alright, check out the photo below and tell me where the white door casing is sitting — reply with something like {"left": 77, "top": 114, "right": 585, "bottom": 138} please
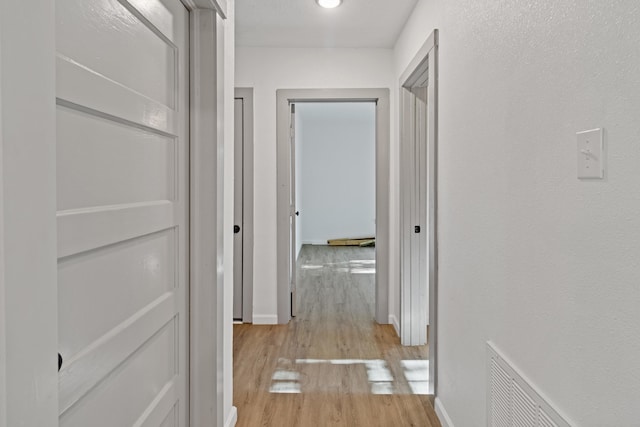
{"left": 276, "top": 89, "right": 391, "bottom": 325}
{"left": 0, "top": 1, "right": 59, "bottom": 426}
{"left": 55, "top": 0, "right": 189, "bottom": 425}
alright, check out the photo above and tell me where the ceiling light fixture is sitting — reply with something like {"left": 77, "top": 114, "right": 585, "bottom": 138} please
{"left": 316, "top": 0, "right": 342, "bottom": 9}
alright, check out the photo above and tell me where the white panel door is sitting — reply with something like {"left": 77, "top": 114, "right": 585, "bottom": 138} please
{"left": 400, "top": 86, "right": 429, "bottom": 346}
{"left": 233, "top": 98, "right": 243, "bottom": 320}
{"left": 55, "top": 0, "right": 189, "bottom": 426}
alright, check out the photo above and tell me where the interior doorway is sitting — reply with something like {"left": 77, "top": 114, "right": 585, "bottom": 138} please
{"left": 291, "top": 102, "right": 377, "bottom": 317}
{"left": 399, "top": 30, "right": 439, "bottom": 394}
{"left": 233, "top": 88, "right": 254, "bottom": 323}
{"left": 276, "top": 89, "right": 391, "bottom": 326}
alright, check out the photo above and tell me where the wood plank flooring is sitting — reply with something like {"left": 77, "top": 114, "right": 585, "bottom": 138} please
{"left": 234, "top": 245, "right": 440, "bottom": 427}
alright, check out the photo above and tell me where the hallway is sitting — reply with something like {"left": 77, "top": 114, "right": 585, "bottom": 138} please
{"left": 233, "top": 245, "right": 440, "bottom": 426}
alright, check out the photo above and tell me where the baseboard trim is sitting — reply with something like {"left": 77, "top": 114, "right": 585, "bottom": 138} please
{"left": 435, "top": 397, "right": 454, "bottom": 427}
{"left": 302, "top": 240, "right": 329, "bottom": 245}
{"left": 252, "top": 314, "right": 278, "bottom": 325}
{"left": 224, "top": 406, "right": 238, "bottom": 427}
{"left": 389, "top": 314, "right": 400, "bottom": 336}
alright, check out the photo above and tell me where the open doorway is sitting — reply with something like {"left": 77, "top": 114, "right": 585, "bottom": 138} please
{"left": 292, "top": 102, "right": 377, "bottom": 319}
{"left": 276, "top": 89, "right": 390, "bottom": 326}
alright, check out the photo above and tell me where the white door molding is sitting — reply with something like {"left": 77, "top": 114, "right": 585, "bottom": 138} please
{"left": 183, "top": 0, "right": 228, "bottom": 18}
{"left": 399, "top": 29, "right": 439, "bottom": 394}
{"left": 185, "top": 3, "right": 229, "bottom": 427}
{"left": 275, "top": 89, "right": 391, "bottom": 325}
{"left": 0, "top": 1, "right": 58, "bottom": 426}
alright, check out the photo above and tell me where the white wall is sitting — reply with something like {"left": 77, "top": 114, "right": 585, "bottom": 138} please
{"left": 297, "top": 102, "right": 376, "bottom": 245}
{"left": 394, "top": 1, "right": 640, "bottom": 425}
{"left": 235, "top": 47, "right": 395, "bottom": 324}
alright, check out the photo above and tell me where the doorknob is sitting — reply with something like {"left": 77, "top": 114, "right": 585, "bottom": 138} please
{"left": 295, "top": 211, "right": 300, "bottom": 216}
{"left": 234, "top": 225, "right": 241, "bottom": 234}
{"left": 58, "top": 353, "right": 63, "bottom": 372}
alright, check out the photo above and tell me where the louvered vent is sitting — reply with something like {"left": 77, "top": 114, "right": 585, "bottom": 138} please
{"left": 487, "top": 342, "right": 572, "bottom": 427}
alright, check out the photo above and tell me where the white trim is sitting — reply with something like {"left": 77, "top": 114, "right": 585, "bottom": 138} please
{"left": 252, "top": 315, "right": 279, "bottom": 325}
{"left": 389, "top": 315, "right": 400, "bottom": 336}
{"left": 224, "top": 406, "right": 238, "bottom": 427}
{"left": 399, "top": 31, "right": 438, "bottom": 88}
{"left": 302, "top": 239, "right": 333, "bottom": 245}
{"left": 182, "top": 0, "right": 228, "bottom": 18}
{"left": 0, "top": 20, "right": 6, "bottom": 426}
{"left": 0, "top": 1, "right": 58, "bottom": 425}
{"left": 0, "top": 18, "right": 5, "bottom": 426}
{"left": 189, "top": 6, "right": 228, "bottom": 427}
{"left": 435, "top": 397, "right": 454, "bottom": 427}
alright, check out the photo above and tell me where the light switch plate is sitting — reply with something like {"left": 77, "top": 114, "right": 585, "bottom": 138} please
{"left": 577, "top": 128, "right": 604, "bottom": 179}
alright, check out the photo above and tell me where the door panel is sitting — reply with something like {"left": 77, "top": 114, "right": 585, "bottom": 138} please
{"left": 55, "top": 0, "right": 189, "bottom": 425}
{"left": 400, "top": 86, "right": 429, "bottom": 346}
{"left": 59, "top": 321, "right": 176, "bottom": 427}
{"left": 57, "top": 107, "right": 175, "bottom": 210}
{"left": 233, "top": 98, "right": 244, "bottom": 320}
{"left": 58, "top": 230, "right": 176, "bottom": 358}
{"left": 56, "top": 0, "right": 178, "bottom": 107}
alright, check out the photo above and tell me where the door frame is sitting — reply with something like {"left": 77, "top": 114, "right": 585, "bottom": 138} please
{"left": 0, "top": 1, "right": 229, "bottom": 426}
{"left": 399, "top": 30, "right": 439, "bottom": 393}
{"left": 234, "top": 88, "right": 254, "bottom": 323}
{"left": 276, "top": 89, "right": 391, "bottom": 325}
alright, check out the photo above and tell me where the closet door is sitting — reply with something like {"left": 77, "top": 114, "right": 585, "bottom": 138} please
{"left": 400, "top": 86, "right": 429, "bottom": 346}
{"left": 55, "top": 0, "right": 189, "bottom": 425}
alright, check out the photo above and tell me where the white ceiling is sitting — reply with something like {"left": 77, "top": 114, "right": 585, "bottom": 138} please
{"left": 235, "top": 0, "right": 419, "bottom": 48}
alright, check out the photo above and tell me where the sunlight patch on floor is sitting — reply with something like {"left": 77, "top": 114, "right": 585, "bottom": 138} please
{"left": 270, "top": 358, "right": 428, "bottom": 396}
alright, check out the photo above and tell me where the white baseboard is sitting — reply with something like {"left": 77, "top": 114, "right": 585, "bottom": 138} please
{"left": 435, "top": 397, "right": 454, "bottom": 427}
{"left": 224, "top": 406, "right": 238, "bottom": 427}
{"left": 252, "top": 314, "right": 278, "bottom": 325}
{"left": 389, "top": 314, "right": 400, "bottom": 336}
{"left": 302, "top": 240, "right": 329, "bottom": 245}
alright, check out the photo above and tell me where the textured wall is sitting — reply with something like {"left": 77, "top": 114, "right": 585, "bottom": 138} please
{"left": 395, "top": 0, "right": 640, "bottom": 425}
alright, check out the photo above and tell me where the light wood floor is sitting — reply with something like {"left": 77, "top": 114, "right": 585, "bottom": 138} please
{"left": 234, "top": 245, "right": 440, "bottom": 427}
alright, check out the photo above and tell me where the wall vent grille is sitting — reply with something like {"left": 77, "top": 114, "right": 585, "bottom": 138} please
{"left": 487, "top": 342, "right": 572, "bottom": 427}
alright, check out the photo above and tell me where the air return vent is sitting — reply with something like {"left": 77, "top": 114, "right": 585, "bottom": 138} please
{"left": 487, "top": 342, "right": 572, "bottom": 427}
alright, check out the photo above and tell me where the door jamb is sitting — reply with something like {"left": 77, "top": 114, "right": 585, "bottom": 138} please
{"left": 399, "top": 29, "right": 439, "bottom": 394}
{"left": 183, "top": 2, "right": 230, "bottom": 426}
{"left": 234, "top": 87, "right": 254, "bottom": 323}
{"left": 276, "top": 88, "right": 391, "bottom": 325}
